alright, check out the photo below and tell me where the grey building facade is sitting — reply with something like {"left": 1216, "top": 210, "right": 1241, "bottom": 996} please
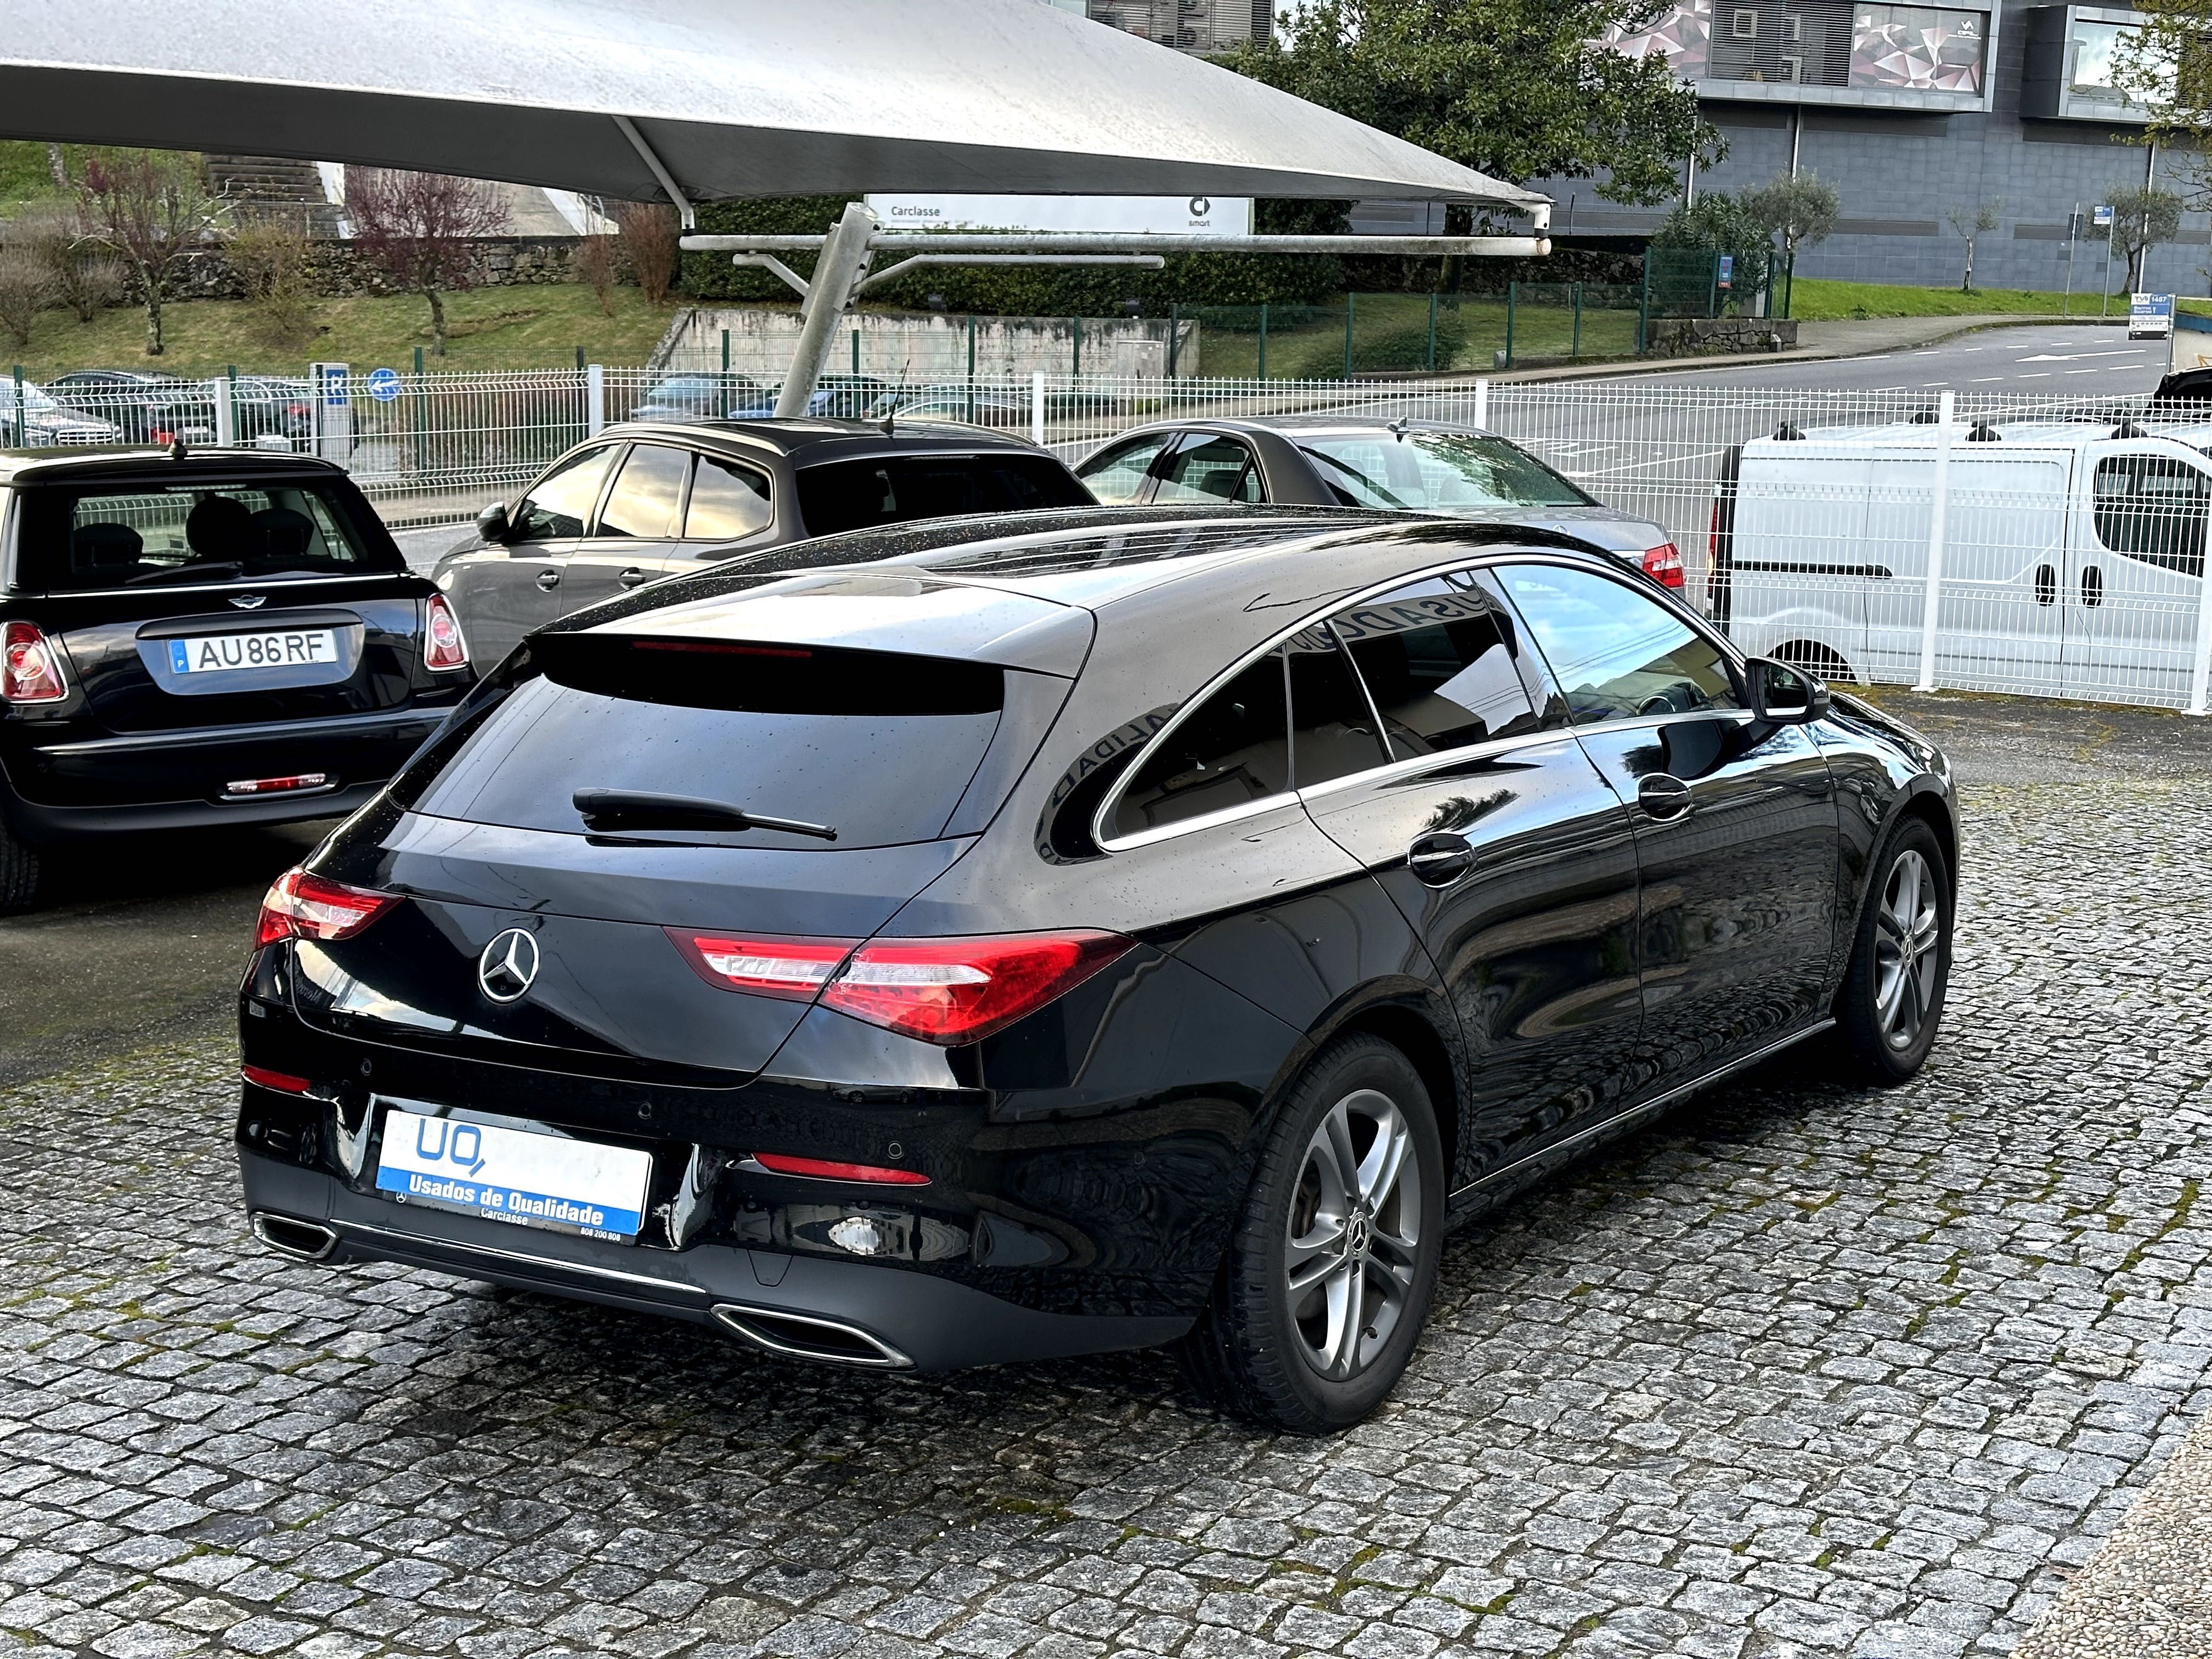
{"left": 1528, "top": 0, "right": 2199, "bottom": 294}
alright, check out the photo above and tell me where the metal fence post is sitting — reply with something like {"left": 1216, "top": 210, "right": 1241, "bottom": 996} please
{"left": 216, "top": 366, "right": 236, "bottom": 447}
{"left": 2188, "top": 552, "right": 2212, "bottom": 715}
{"left": 1505, "top": 284, "right": 1516, "bottom": 369}
{"left": 1638, "top": 257, "right": 1651, "bottom": 354}
{"left": 9, "top": 365, "right": 21, "bottom": 447}
{"left": 1473, "top": 377, "right": 1489, "bottom": 433}
{"left": 1572, "top": 286, "right": 1583, "bottom": 360}
{"left": 852, "top": 328, "right": 861, "bottom": 375}
{"left": 1344, "top": 294, "right": 1356, "bottom": 380}
{"left": 411, "top": 346, "right": 427, "bottom": 474}
{"left": 1071, "top": 318, "right": 1081, "bottom": 378}
{"left": 1914, "top": 390, "right": 1957, "bottom": 693}
{"left": 1168, "top": 303, "right": 1181, "bottom": 378}
{"left": 1257, "top": 303, "right": 1268, "bottom": 381}
{"left": 966, "top": 315, "right": 978, "bottom": 423}
{"left": 1426, "top": 294, "right": 1438, "bottom": 373}
{"left": 586, "top": 362, "right": 606, "bottom": 437}
{"left": 720, "top": 329, "right": 731, "bottom": 418}
{"left": 1030, "top": 371, "right": 1045, "bottom": 445}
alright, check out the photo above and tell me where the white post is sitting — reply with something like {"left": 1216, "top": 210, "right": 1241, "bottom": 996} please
{"left": 586, "top": 363, "right": 606, "bottom": 437}
{"left": 1914, "top": 390, "right": 1956, "bottom": 693}
{"left": 1031, "top": 371, "right": 1046, "bottom": 447}
{"left": 1473, "top": 377, "right": 1490, "bottom": 432}
{"left": 2188, "top": 556, "right": 2212, "bottom": 715}
{"left": 214, "top": 371, "right": 236, "bottom": 447}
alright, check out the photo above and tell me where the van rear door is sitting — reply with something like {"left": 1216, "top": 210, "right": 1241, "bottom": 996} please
{"left": 2070, "top": 440, "right": 2208, "bottom": 706}
{"left": 1728, "top": 439, "right": 1875, "bottom": 674}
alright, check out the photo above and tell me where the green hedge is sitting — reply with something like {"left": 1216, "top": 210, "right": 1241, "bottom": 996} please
{"left": 677, "top": 195, "right": 1348, "bottom": 313}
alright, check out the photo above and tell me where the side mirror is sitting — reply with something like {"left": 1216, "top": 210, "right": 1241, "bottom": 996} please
{"left": 475, "top": 501, "right": 511, "bottom": 543}
{"left": 1746, "top": 656, "right": 1830, "bottom": 724}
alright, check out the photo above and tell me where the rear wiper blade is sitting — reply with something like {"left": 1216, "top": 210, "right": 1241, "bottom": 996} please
{"left": 572, "top": 788, "right": 837, "bottom": 841}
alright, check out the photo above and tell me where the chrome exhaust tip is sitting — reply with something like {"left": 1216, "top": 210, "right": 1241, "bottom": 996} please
{"left": 250, "top": 1212, "right": 340, "bottom": 1262}
{"left": 711, "top": 1302, "right": 912, "bottom": 1369}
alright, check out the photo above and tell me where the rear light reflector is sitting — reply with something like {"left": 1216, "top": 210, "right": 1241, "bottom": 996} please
{"left": 225, "top": 772, "right": 329, "bottom": 797}
{"left": 2, "top": 621, "right": 67, "bottom": 703}
{"left": 749, "top": 1152, "right": 929, "bottom": 1186}
{"left": 256, "top": 867, "right": 399, "bottom": 947}
{"left": 821, "top": 932, "right": 1135, "bottom": 1046}
{"left": 666, "top": 931, "right": 857, "bottom": 1000}
{"left": 241, "top": 1064, "right": 313, "bottom": 1095}
{"left": 1640, "top": 542, "right": 1685, "bottom": 589}
{"left": 424, "top": 592, "right": 470, "bottom": 671}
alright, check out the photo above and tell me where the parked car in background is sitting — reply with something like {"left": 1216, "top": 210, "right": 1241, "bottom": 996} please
{"left": 1076, "top": 416, "right": 1688, "bottom": 590}
{"left": 628, "top": 373, "right": 773, "bottom": 423}
{"left": 224, "top": 377, "right": 315, "bottom": 448}
{"left": 3, "top": 385, "right": 122, "bottom": 448}
{"left": 0, "top": 445, "right": 475, "bottom": 911}
{"left": 238, "top": 505, "right": 1956, "bottom": 1431}
{"left": 868, "top": 388, "right": 1032, "bottom": 428}
{"left": 727, "top": 375, "right": 890, "bottom": 420}
{"left": 435, "top": 418, "right": 1097, "bottom": 663}
{"left": 46, "top": 371, "right": 218, "bottom": 445}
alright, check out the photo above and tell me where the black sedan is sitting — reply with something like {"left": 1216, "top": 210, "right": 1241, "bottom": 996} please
{"left": 236, "top": 505, "right": 1955, "bottom": 1431}
{"left": 0, "top": 447, "right": 475, "bottom": 911}
{"left": 44, "top": 370, "right": 218, "bottom": 445}
{"left": 434, "top": 417, "right": 1095, "bottom": 663}
{"left": 1076, "top": 415, "right": 1689, "bottom": 590}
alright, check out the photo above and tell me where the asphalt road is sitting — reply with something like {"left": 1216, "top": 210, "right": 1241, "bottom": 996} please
{"left": 1640, "top": 320, "right": 2161, "bottom": 396}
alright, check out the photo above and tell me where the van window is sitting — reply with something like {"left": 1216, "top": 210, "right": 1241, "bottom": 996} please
{"left": 1112, "top": 651, "right": 1290, "bottom": 836}
{"left": 2094, "top": 455, "right": 2209, "bottom": 577}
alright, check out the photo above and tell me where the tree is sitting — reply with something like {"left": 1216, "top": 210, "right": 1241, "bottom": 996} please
{"left": 343, "top": 169, "right": 509, "bottom": 357}
{"left": 572, "top": 233, "right": 618, "bottom": 315}
{"left": 230, "top": 218, "right": 319, "bottom": 350}
{"left": 73, "top": 148, "right": 222, "bottom": 356}
{"left": 2108, "top": 184, "right": 2182, "bottom": 290}
{"left": 1739, "top": 170, "right": 1841, "bottom": 262}
{"left": 1218, "top": 0, "right": 1721, "bottom": 206}
{"left": 1651, "top": 192, "right": 1771, "bottom": 296}
{"left": 0, "top": 240, "right": 54, "bottom": 349}
{"left": 613, "top": 202, "right": 680, "bottom": 304}
{"left": 1946, "top": 200, "right": 2002, "bottom": 292}
{"left": 12, "top": 204, "right": 122, "bottom": 324}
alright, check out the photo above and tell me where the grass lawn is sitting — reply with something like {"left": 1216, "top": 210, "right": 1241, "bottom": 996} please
{"left": 3, "top": 283, "right": 687, "bottom": 379}
{"left": 1786, "top": 276, "right": 2129, "bottom": 321}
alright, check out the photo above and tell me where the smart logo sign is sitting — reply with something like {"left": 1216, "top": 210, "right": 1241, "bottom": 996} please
{"left": 864, "top": 194, "right": 1253, "bottom": 237}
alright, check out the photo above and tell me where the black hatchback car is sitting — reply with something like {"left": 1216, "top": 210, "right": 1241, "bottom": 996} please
{"left": 436, "top": 418, "right": 1094, "bottom": 664}
{"left": 237, "top": 509, "right": 1956, "bottom": 1432}
{"left": 0, "top": 447, "right": 474, "bottom": 910}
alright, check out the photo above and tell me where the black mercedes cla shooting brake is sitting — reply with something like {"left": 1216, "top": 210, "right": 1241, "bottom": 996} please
{"left": 237, "top": 510, "right": 1957, "bottom": 1432}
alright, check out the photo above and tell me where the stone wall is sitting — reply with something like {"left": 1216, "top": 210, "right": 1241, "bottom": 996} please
{"left": 140, "top": 236, "right": 586, "bottom": 302}
{"left": 1645, "top": 317, "right": 1800, "bottom": 356}
{"left": 653, "top": 306, "right": 1203, "bottom": 379}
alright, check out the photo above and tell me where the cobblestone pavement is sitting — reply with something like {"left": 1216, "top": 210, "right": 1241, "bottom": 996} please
{"left": 7, "top": 744, "right": 2212, "bottom": 1659}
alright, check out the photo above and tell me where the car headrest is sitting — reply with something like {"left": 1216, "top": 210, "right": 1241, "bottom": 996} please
{"left": 248, "top": 506, "right": 315, "bottom": 561}
{"left": 185, "top": 494, "right": 255, "bottom": 556}
{"left": 70, "top": 521, "right": 143, "bottom": 579}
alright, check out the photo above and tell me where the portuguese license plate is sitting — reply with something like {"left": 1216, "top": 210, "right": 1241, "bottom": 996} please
{"left": 168, "top": 629, "right": 338, "bottom": 674}
{"left": 374, "top": 1108, "right": 653, "bottom": 1242}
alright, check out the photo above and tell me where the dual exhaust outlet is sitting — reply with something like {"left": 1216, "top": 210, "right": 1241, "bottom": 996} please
{"left": 247, "top": 1212, "right": 911, "bottom": 1369}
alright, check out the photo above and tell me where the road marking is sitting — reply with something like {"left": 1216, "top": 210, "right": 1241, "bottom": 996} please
{"left": 1971, "top": 376, "right": 2004, "bottom": 382}
{"left": 2067, "top": 368, "right": 2104, "bottom": 375}
{"left": 2020, "top": 371, "right": 2052, "bottom": 378}
{"left": 2018, "top": 348, "right": 2147, "bottom": 362}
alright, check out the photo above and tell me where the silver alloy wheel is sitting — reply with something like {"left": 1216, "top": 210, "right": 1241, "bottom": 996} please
{"left": 1284, "top": 1088, "right": 1423, "bottom": 1380}
{"left": 1874, "top": 848, "right": 1942, "bottom": 1051}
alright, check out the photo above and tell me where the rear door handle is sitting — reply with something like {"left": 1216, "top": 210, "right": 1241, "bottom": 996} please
{"left": 618, "top": 567, "right": 651, "bottom": 589}
{"left": 536, "top": 568, "right": 562, "bottom": 590}
{"left": 1638, "top": 774, "right": 1694, "bottom": 821}
{"left": 1407, "top": 832, "right": 1476, "bottom": 888}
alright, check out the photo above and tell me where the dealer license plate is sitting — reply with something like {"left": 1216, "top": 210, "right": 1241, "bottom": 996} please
{"left": 374, "top": 1108, "right": 653, "bottom": 1242}
{"left": 168, "top": 629, "right": 338, "bottom": 674}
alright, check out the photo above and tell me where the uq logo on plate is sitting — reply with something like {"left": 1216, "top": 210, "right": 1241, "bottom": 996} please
{"left": 373, "top": 1108, "right": 653, "bottom": 1241}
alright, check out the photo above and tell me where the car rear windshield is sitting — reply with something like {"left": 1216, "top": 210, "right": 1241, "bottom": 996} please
{"left": 1295, "top": 432, "right": 1590, "bottom": 511}
{"left": 794, "top": 453, "right": 1091, "bottom": 538}
{"left": 394, "top": 633, "right": 1008, "bottom": 850}
{"left": 14, "top": 478, "right": 401, "bottom": 592}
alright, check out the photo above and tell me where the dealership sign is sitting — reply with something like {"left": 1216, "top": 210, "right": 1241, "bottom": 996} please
{"left": 864, "top": 194, "right": 1254, "bottom": 237}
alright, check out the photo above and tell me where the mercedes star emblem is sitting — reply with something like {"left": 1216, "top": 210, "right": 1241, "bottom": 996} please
{"left": 477, "top": 928, "right": 541, "bottom": 1003}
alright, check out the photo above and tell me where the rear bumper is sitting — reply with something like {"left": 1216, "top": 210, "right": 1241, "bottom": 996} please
{"left": 239, "top": 1151, "right": 1190, "bottom": 1372}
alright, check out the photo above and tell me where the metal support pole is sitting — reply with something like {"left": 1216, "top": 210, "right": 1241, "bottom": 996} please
{"left": 1427, "top": 294, "right": 1438, "bottom": 373}
{"left": 1168, "top": 302, "right": 1180, "bottom": 378}
{"left": 1258, "top": 303, "right": 1268, "bottom": 380}
{"left": 1344, "top": 294, "right": 1356, "bottom": 381}
{"left": 2103, "top": 225, "right": 2115, "bottom": 317}
{"left": 775, "top": 201, "right": 880, "bottom": 419}
{"left": 2189, "top": 549, "right": 2212, "bottom": 715}
{"left": 1914, "top": 391, "right": 1956, "bottom": 693}
{"left": 1030, "top": 371, "right": 1045, "bottom": 445}
{"left": 586, "top": 363, "right": 606, "bottom": 437}
{"left": 1473, "top": 378, "right": 1489, "bottom": 432}
{"left": 216, "top": 366, "right": 236, "bottom": 447}
{"left": 2064, "top": 203, "right": 2078, "bottom": 318}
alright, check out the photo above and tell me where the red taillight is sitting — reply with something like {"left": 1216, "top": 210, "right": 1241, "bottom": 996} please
{"left": 149, "top": 427, "right": 173, "bottom": 445}
{"left": 424, "top": 593, "right": 470, "bottom": 671}
{"left": 1640, "top": 542, "right": 1685, "bottom": 590}
{"left": 2, "top": 620, "right": 67, "bottom": 703}
{"left": 666, "top": 930, "right": 857, "bottom": 1000}
{"left": 241, "top": 1064, "right": 313, "bottom": 1095}
{"left": 286, "top": 402, "right": 308, "bottom": 416}
{"left": 821, "top": 932, "right": 1134, "bottom": 1046}
{"left": 256, "top": 867, "right": 398, "bottom": 948}
{"left": 749, "top": 1152, "right": 929, "bottom": 1186}
{"left": 225, "top": 772, "right": 329, "bottom": 797}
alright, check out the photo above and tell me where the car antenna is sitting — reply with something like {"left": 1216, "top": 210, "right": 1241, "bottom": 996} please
{"left": 1388, "top": 417, "right": 1409, "bottom": 442}
{"left": 168, "top": 436, "right": 190, "bottom": 460}
{"left": 882, "top": 409, "right": 895, "bottom": 436}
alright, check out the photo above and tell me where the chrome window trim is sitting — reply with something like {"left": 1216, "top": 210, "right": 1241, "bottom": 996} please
{"left": 1093, "top": 549, "right": 1567, "bottom": 854}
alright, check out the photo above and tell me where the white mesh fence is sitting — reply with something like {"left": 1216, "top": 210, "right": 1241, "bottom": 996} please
{"left": 24, "top": 364, "right": 2203, "bottom": 713}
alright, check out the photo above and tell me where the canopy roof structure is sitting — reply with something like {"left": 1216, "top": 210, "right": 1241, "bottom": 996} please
{"left": 0, "top": 0, "right": 1549, "bottom": 223}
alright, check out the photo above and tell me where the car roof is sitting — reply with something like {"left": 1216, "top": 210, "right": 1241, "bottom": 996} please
{"left": 1102, "top": 414, "right": 1500, "bottom": 442}
{"left": 0, "top": 445, "right": 352, "bottom": 487}
{"left": 594, "top": 417, "right": 1053, "bottom": 462}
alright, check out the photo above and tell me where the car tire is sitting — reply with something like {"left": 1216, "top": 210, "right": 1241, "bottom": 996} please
{"left": 1833, "top": 816, "right": 1951, "bottom": 1085}
{"left": 1177, "top": 1032, "right": 1446, "bottom": 1435}
{"left": 0, "top": 814, "right": 43, "bottom": 915}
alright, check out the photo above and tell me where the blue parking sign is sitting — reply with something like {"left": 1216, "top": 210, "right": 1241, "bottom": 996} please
{"left": 366, "top": 367, "right": 402, "bottom": 402}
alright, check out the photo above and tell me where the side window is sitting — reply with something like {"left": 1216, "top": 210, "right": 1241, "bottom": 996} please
{"left": 1154, "top": 436, "right": 1261, "bottom": 504}
{"left": 1111, "top": 652, "right": 1290, "bottom": 837}
{"left": 510, "top": 444, "right": 618, "bottom": 543}
{"left": 1078, "top": 434, "right": 1172, "bottom": 505}
{"left": 684, "top": 454, "right": 774, "bottom": 541}
{"left": 1495, "top": 563, "right": 1740, "bottom": 723}
{"left": 2094, "top": 454, "right": 2209, "bottom": 577}
{"left": 1329, "top": 575, "right": 1546, "bottom": 755}
{"left": 1286, "top": 623, "right": 1389, "bottom": 788}
{"left": 596, "top": 444, "right": 693, "bottom": 540}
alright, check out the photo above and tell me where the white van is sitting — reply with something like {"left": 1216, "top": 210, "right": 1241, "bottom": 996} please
{"left": 1708, "top": 417, "right": 2210, "bottom": 704}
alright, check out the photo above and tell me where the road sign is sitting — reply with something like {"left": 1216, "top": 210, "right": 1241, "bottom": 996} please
{"left": 2094, "top": 204, "right": 2115, "bottom": 229}
{"left": 1717, "top": 254, "right": 1734, "bottom": 290}
{"left": 2129, "top": 292, "right": 2175, "bottom": 340}
{"left": 365, "top": 367, "right": 402, "bottom": 402}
